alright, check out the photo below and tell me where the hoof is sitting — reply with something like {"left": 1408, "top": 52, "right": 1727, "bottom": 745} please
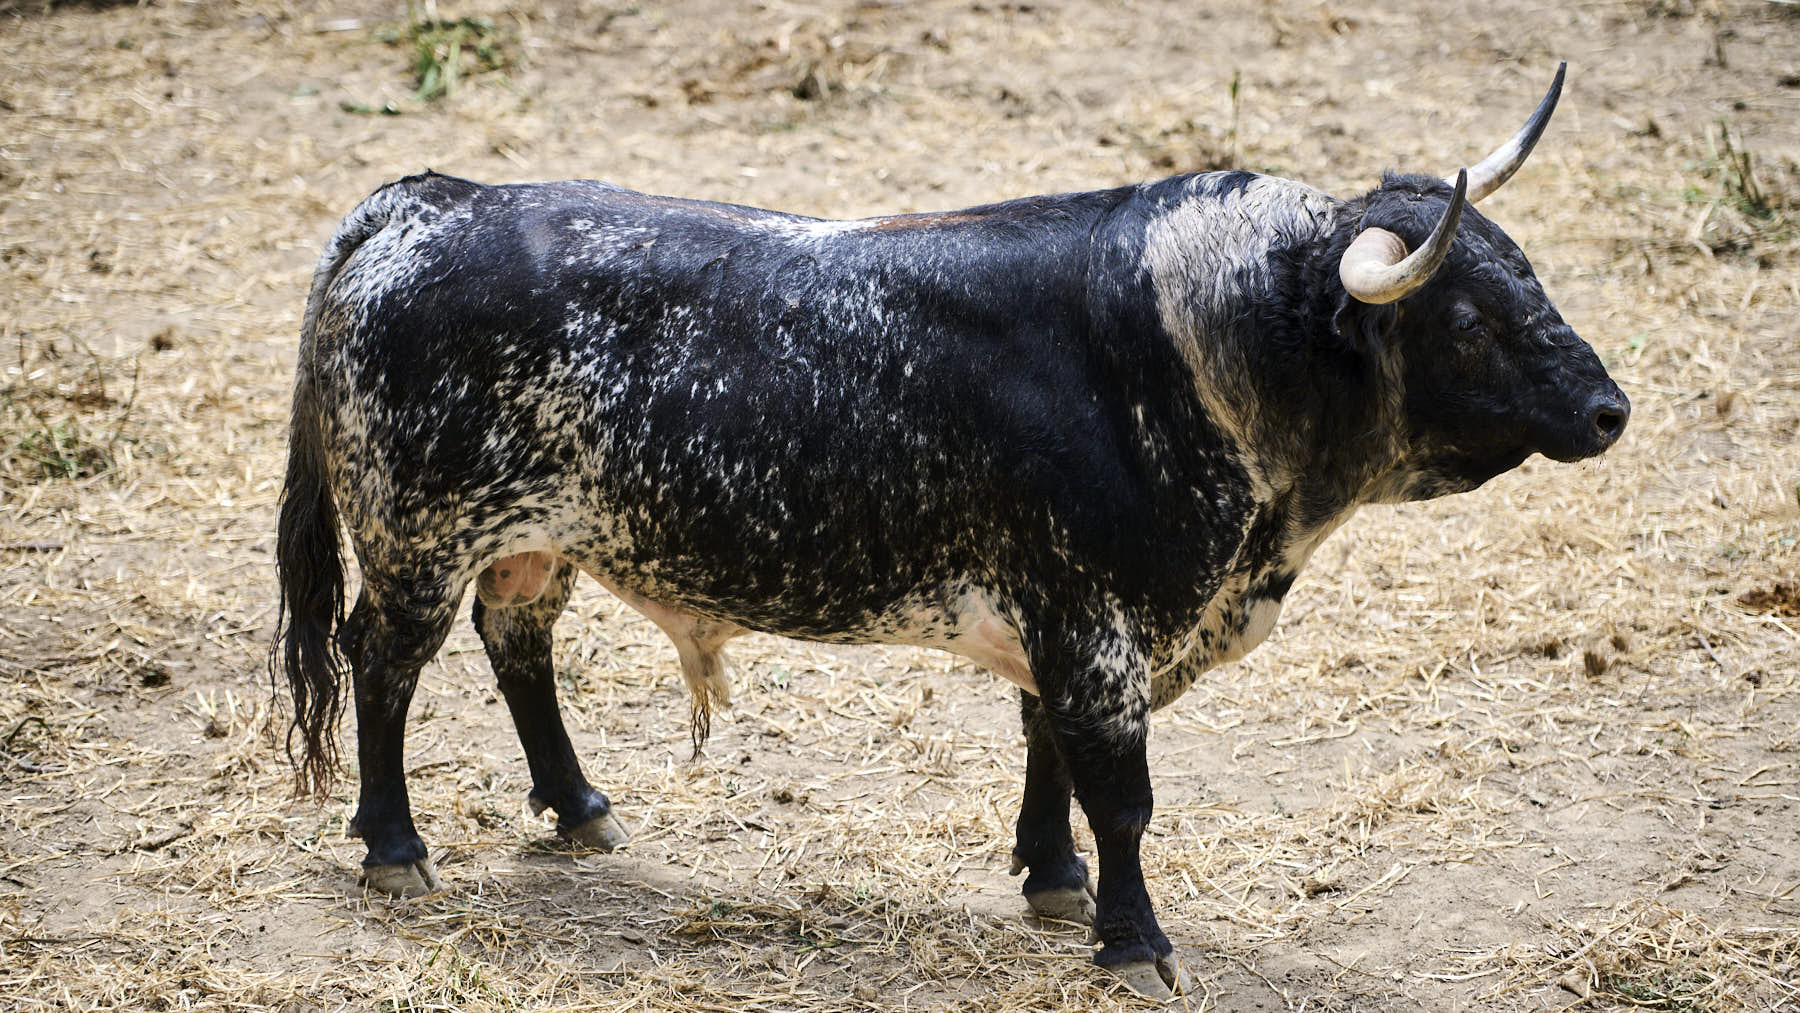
{"left": 360, "top": 856, "right": 441, "bottom": 897}
{"left": 1112, "top": 954, "right": 1195, "bottom": 1001}
{"left": 1024, "top": 883, "right": 1097, "bottom": 925}
{"left": 560, "top": 810, "right": 630, "bottom": 851}
{"left": 1013, "top": 853, "right": 1097, "bottom": 925}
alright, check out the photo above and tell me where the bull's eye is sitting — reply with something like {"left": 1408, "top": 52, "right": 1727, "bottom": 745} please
{"left": 1453, "top": 309, "right": 1488, "bottom": 339}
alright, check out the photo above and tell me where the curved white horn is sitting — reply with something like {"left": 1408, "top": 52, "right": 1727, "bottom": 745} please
{"left": 1340, "top": 170, "right": 1468, "bottom": 305}
{"left": 1455, "top": 62, "right": 1565, "bottom": 203}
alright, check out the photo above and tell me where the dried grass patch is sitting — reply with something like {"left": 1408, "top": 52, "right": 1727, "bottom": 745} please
{"left": 1477, "top": 899, "right": 1800, "bottom": 1010}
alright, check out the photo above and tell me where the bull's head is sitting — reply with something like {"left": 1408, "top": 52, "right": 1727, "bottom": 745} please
{"left": 1336, "top": 64, "right": 1629, "bottom": 498}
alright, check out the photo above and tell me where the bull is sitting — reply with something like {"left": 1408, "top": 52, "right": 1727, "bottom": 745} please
{"left": 273, "top": 63, "right": 1625, "bottom": 997}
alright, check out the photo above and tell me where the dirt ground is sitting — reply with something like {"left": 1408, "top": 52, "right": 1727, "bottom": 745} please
{"left": 2, "top": 0, "right": 1798, "bottom": 1010}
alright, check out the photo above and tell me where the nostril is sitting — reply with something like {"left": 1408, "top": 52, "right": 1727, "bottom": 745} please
{"left": 1592, "top": 404, "right": 1628, "bottom": 442}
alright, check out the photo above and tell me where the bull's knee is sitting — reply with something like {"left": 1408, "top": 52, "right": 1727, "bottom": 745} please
{"left": 477, "top": 551, "right": 557, "bottom": 608}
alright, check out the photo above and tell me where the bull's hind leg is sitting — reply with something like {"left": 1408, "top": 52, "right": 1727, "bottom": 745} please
{"left": 342, "top": 579, "right": 459, "bottom": 896}
{"left": 1010, "top": 690, "right": 1097, "bottom": 925}
{"left": 473, "top": 559, "right": 628, "bottom": 850}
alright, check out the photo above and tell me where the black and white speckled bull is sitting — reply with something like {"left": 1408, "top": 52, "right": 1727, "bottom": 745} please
{"left": 274, "top": 65, "right": 1625, "bottom": 997}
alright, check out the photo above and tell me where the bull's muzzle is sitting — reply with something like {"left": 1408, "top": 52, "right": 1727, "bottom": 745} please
{"left": 1543, "top": 385, "right": 1630, "bottom": 462}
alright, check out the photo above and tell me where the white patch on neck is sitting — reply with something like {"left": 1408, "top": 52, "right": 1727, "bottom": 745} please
{"left": 1138, "top": 175, "right": 1339, "bottom": 501}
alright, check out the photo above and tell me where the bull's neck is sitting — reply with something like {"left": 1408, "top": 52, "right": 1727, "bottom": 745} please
{"left": 1132, "top": 173, "right": 1402, "bottom": 521}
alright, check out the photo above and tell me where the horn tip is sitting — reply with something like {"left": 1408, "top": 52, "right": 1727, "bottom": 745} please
{"left": 1532, "top": 63, "right": 1566, "bottom": 113}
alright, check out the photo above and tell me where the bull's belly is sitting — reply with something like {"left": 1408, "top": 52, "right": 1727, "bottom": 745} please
{"left": 845, "top": 588, "right": 1038, "bottom": 694}
{"left": 660, "top": 581, "right": 1040, "bottom": 695}
{"left": 473, "top": 539, "right": 1038, "bottom": 694}
{"left": 458, "top": 503, "right": 1297, "bottom": 710}
{"left": 470, "top": 542, "right": 1287, "bottom": 711}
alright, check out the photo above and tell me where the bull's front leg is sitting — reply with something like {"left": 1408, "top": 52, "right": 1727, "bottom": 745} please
{"left": 1032, "top": 629, "right": 1193, "bottom": 1000}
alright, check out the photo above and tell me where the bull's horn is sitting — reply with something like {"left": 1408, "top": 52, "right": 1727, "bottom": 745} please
{"left": 1456, "top": 62, "right": 1565, "bottom": 203}
{"left": 1340, "top": 169, "right": 1467, "bottom": 305}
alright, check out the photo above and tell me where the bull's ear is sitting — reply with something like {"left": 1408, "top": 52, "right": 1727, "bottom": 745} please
{"left": 1331, "top": 292, "right": 1397, "bottom": 354}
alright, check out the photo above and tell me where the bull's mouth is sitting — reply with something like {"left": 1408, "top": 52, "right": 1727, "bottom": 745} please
{"left": 1539, "top": 444, "right": 1607, "bottom": 464}
{"left": 1533, "top": 410, "right": 1630, "bottom": 463}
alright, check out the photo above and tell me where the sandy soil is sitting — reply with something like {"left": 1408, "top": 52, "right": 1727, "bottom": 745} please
{"left": 2, "top": 1, "right": 1797, "bottom": 1010}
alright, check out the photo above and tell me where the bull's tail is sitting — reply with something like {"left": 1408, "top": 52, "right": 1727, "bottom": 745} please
{"left": 272, "top": 375, "right": 346, "bottom": 798}
{"left": 271, "top": 178, "right": 427, "bottom": 798}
